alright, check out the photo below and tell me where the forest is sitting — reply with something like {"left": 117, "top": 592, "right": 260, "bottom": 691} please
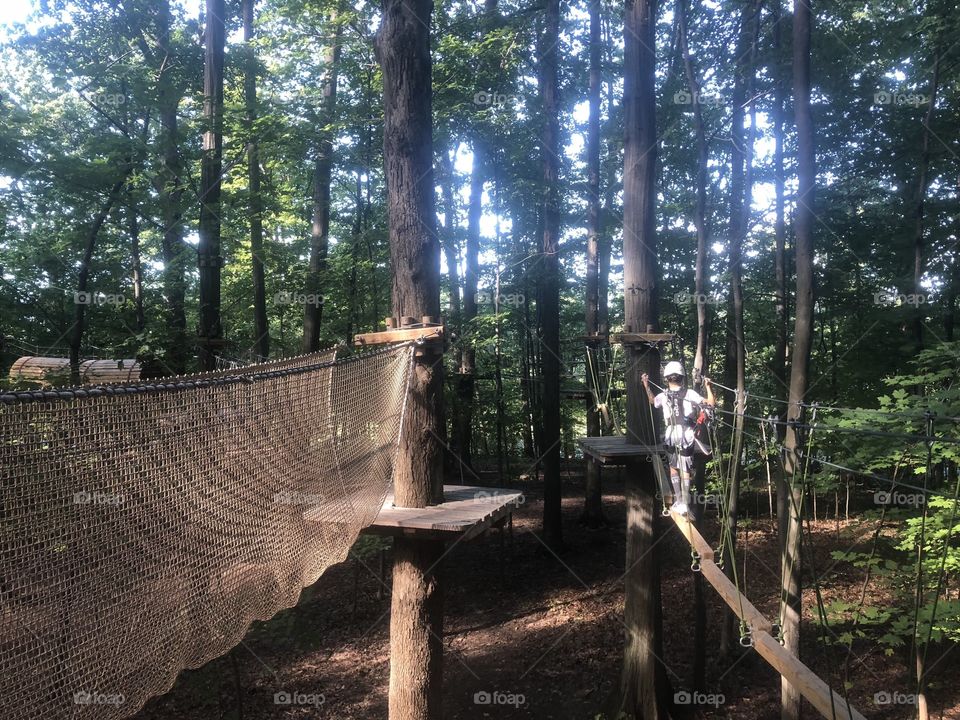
{"left": 1, "top": 0, "right": 959, "bottom": 718}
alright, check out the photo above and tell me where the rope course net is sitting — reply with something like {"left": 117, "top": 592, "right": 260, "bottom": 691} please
{"left": 0, "top": 344, "right": 413, "bottom": 719}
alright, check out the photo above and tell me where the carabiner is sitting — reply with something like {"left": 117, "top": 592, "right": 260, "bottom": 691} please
{"left": 739, "top": 632, "right": 754, "bottom": 648}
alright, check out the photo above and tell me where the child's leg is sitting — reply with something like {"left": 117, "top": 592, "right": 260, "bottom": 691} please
{"left": 668, "top": 456, "right": 683, "bottom": 504}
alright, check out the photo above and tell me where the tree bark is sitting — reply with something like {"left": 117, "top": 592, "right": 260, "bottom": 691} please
{"left": 582, "top": 0, "right": 606, "bottom": 529}
{"left": 303, "top": 14, "right": 342, "bottom": 353}
{"left": 375, "top": 0, "right": 445, "bottom": 715}
{"left": 243, "top": 0, "right": 269, "bottom": 360}
{"left": 782, "top": 0, "right": 816, "bottom": 716}
{"left": 616, "top": 0, "right": 670, "bottom": 714}
{"left": 539, "top": 0, "right": 563, "bottom": 550}
{"left": 198, "top": 0, "right": 225, "bottom": 371}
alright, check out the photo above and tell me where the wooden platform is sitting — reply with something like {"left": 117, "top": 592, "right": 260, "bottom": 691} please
{"left": 578, "top": 435, "right": 665, "bottom": 465}
{"left": 362, "top": 485, "right": 521, "bottom": 540}
{"left": 667, "top": 511, "right": 867, "bottom": 720}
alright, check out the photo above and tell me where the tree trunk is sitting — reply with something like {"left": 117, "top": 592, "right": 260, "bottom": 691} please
{"left": 616, "top": 0, "right": 670, "bottom": 714}
{"left": 69, "top": 176, "right": 130, "bottom": 383}
{"left": 438, "top": 147, "right": 462, "bottom": 323}
{"left": 582, "top": 0, "right": 606, "bottom": 529}
{"left": 156, "top": 0, "right": 188, "bottom": 375}
{"left": 782, "top": 0, "right": 816, "bottom": 716}
{"left": 538, "top": 0, "right": 564, "bottom": 549}
{"left": 678, "top": 0, "right": 708, "bottom": 689}
{"left": 678, "top": 0, "right": 710, "bottom": 384}
{"left": 243, "top": 0, "right": 269, "bottom": 360}
{"left": 457, "top": 146, "right": 482, "bottom": 467}
{"left": 303, "top": 15, "right": 342, "bottom": 353}
{"left": 198, "top": 0, "right": 225, "bottom": 371}
{"left": 720, "top": 0, "right": 758, "bottom": 656}
{"left": 909, "top": 48, "right": 940, "bottom": 353}
{"left": 128, "top": 189, "right": 145, "bottom": 333}
{"left": 771, "top": 0, "right": 788, "bottom": 401}
{"left": 375, "top": 0, "right": 445, "bottom": 715}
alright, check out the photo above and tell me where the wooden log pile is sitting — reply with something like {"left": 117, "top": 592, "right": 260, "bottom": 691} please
{"left": 8, "top": 356, "right": 142, "bottom": 386}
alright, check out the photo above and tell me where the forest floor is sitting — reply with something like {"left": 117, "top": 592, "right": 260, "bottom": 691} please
{"left": 135, "top": 460, "right": 960, "bottom": 719}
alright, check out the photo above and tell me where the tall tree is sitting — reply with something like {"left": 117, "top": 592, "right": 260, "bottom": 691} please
{"left": 581, "top": 0, "right": 606, "bottom": 529}
{"left": 243, "top": 0, "right": 269, "bottom": 360}
{"left": 678, "top": 0, "right": 710, "bottom": 689}
{"left": 455, "top": 0, "right": 499, "bottom": 469}
{"left": 720, "top": 0, "right": 759, "bottom": 655}
{"left": 197, "top": 0, "right": 226, "bottom": 370}
{"left": 615, "top": 0, "right": 670, "bottom": 714}
{"left": 375, "top": 0, "right": 445, "bottom": 716}
{"left": 908, "top": 47, "right": 941, "bottom": 353}
{"left": 539, "top": 0, "right": 563, "bottom": 549}
{"left": 771, "top": 0, "right": 788, "bottom": 401}
{"left": 303, "top": 11, "right": 343, "bottom": 352}
{"left": 781, "top": 0, "right": 816, "bottom": 716}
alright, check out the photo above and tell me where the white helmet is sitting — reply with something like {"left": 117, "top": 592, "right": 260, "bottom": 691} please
{"left": 663, "top": 361, "right": 684, "bottom": 378}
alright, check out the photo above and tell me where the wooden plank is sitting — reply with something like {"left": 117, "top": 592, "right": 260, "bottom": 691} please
{"left": 697, "top": 558, "right": 772, "bottom": 634}
{"left": 362, "top": 485, "right": 521, "bottom": 540}
{"left": 668, "top": 512, "right": 867, "bottom": 720}
{"left": 578, "top": 435, "right": 665, "bottom": 464}
{"left": 754, "top": 631, "right": 867, "bottom": 720}
{"left": 354, "top": 325, "right": 444, "bottom": 346}
{"left": 668, "top": 511, "right": 714, "bottom": 561}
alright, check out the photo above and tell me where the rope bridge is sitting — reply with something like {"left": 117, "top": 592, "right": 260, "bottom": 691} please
{"left": 0, "top": 345, "right": 413, "bottom": 719}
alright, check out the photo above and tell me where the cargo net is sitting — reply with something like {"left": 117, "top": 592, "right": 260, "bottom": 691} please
{"left": 0, "top": 344, "right": 413, "bottom": 719}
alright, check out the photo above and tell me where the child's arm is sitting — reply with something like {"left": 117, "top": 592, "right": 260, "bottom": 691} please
{"left": 702, "top": 377, "right": 716, "bottom": 407}
{"left": 641, "top": 373, "right": 656, "bottom": 406}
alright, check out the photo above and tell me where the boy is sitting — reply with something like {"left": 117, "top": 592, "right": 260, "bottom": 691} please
{"left": 641, "top": 360, "right": 715, "bottom": 516}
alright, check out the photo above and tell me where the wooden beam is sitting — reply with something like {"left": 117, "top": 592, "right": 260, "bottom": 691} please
{"left": 667, "top": 512, "right": 867, "bottom": 720}
{"left": 611, "top": 332, "right": 675, "bottom": 345}
{"left": 353, "top": 325, "right": 444, "bottom": 347}
{"left": 753, "top": 631, "right": 867, "bottom": 720}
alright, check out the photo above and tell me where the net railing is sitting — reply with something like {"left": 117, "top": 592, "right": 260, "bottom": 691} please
{"left": 0, "top": 344, "right": 413, "bottom": 719}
